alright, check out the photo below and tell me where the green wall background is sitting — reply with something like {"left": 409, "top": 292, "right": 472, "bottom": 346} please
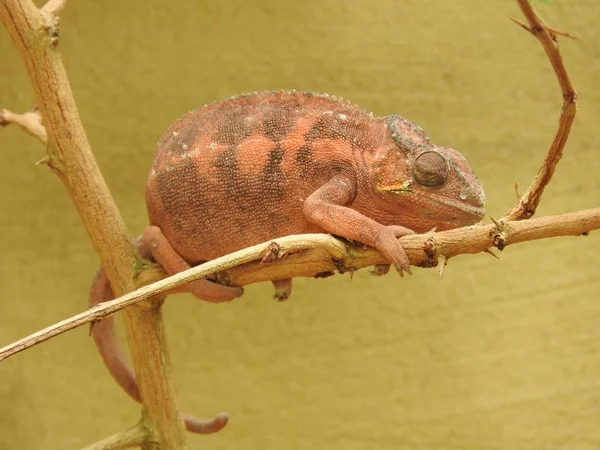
{"left": 1, "top": 1, "right": 599, "bottom": 449}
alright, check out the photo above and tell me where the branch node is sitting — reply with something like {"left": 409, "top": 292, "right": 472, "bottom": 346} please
{"left": 40, "top": 8, "right": 61, "bottom": 46}
{"left": 492, "top": 233, "right": 507, "bottom": 251}
{"left": 261, "top": 241, "right": 282, "bottom": 263}
{"left": 422, "top": 237, "right": 436, "bottom": 259}
{"left": 332, "top": 257, "right": 353, "bottom": 274}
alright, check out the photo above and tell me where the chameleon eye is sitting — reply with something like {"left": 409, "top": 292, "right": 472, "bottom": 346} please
{"left": 413, "top": 151, "right": 448, "bottom": 188}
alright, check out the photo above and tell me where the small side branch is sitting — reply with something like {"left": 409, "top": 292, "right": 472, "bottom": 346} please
{"left": 1, "top": 207, "right": 598, "bottom": 363}
{"left": 504, "top": 0, "right": 577, "bottom": 221}
{"left": 0, "top": 106, "right": 47, "bottom": 144}
{"left": 40, "top": 0, "right": 67, "bottom": 18}
{"left": 81, "top": 423, "right": 149, "bottom": 450}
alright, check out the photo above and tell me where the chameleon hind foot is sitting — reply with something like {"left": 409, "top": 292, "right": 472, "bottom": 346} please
{"left": 142, "top": 226, "right": 243, "bottom": 303}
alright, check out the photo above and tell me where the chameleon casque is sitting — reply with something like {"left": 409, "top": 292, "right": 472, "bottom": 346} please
{"left": 90, "top": 90, "right": 485, "bottom": 432}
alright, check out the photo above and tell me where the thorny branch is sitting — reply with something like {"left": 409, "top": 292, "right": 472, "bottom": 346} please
{"left": 503, "top": 0, "right": 578, "bottom": 221}
{"left": 1, "top": 206, "right": 599, "bottom": 363}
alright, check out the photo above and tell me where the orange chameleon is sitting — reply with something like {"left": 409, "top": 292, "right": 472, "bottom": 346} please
{"left": 90, "top": 90, "right": 486, "bottom": 432}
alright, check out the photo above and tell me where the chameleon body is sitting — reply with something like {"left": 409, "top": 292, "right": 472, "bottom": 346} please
{"left": 90, "top": 90, "right": 485, "bottom": 432}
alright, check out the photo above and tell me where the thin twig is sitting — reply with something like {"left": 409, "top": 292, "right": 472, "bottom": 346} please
{"left": 40, "top": 0, "right": 67, "bottom": 18}
{"left": 81, "top": 423, "right": 149, "bottom": 450}
{"left": 504, "top": 0, "right": 577, "bottom": 221}
{"left": 509, "top": 18, "right": 578, "bottom": 40}
{"left": 0, "top": 107, "right": 47, "bottom": 144}
{"left": 1, "top": 207, "right": 599, "bottom": 363}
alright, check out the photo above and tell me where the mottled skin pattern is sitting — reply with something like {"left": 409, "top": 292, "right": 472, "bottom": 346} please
{"left": 90, "top": 91, "right": 485, "bottom": 432}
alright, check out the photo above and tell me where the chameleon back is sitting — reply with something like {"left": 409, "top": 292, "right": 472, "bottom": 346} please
{"left": 145, "top": 91, "right": 386, "bottom": 263}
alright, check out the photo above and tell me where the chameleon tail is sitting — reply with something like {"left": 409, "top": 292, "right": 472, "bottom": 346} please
{"left": 89, "top": 266, "right": 228, "bottom": 434}
{"left": 89, "top": 267, "right": 140, "bottom": 401}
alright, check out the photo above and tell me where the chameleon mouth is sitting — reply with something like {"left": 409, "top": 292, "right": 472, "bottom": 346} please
{"left": 423, "top": 194, "right": 486, "bottom": 223}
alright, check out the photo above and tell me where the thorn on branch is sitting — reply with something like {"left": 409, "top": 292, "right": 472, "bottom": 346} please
{"left": 36, "top": 154, "right": 66, "bottom": 180}
{"left": 35, "top": 156, "right": 51, "bottom": 166}
{"left": 546, "top": 25, "right": 579, "bottom": 40}
{"left": 438, "top": 254, "right": 447, "bottom": 280}
{"left": 510, "top": 17, "right": 534, "bottom": 35}
{"left": 89, "top": 320, "right": 99, "bottom": 336}
{"left": 489, "top": 216, "right": 504, "bottom": 231}
{"left": 483, "top": 248, "right": 500, "bottom": 259}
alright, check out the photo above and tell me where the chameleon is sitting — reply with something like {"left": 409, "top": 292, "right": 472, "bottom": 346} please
{"left": 89, "top": 90, "right": 485, "bottom": 432}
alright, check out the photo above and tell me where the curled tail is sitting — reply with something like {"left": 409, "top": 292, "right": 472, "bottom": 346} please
{"left": 89, "top": 266, "right": 228, "bottom": 434}
{"left": 90, "top": 268, "right": 140, "bottom": 400}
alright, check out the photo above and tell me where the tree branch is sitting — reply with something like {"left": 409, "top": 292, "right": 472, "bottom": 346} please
{"left": 504, "top": 0, "right": 577, "bottom": 221}
{"left": 40, "top": 0, "right": 67, "bottom": 18}
{"left": 0, "top": 0, "right": 189, "bottom": 447}
{"left": 80, "top": 423, "right": 149, "bottom": 450}
{"left": 0, "top": 106, "right": 47, "bottom": 144}
{"left": 1, "top": 207, "right": 598, "bottom": 363}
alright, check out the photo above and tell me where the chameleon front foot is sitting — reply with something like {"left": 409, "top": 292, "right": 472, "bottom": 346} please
{"left": 371, "top": 264, "right": 391, "bottom": 276}
{"left": 272, "top": 278, "right": 292, "bottom": 301}
{"left": 143, "top": 226, "right": 243, "bottom": 302}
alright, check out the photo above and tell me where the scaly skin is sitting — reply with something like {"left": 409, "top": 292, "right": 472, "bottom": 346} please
{"left": 90, "top": 90, "right": 486, "bottom": 432}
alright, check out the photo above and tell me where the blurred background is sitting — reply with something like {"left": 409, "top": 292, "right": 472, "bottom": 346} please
{"left": 1, "top": 1, "right": 599, "bottom": 449}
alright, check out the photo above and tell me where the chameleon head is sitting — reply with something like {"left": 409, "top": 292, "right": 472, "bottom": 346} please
{"left": 368, "top": 115, "right": 486, "bottom": 232}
